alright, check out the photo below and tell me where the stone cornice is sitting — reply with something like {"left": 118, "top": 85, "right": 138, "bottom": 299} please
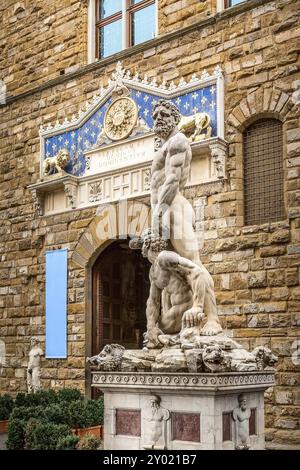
{"left": 91, "top": 370, "right": 275, "bottom": 392}
{"left": 1, "top": 0, "right": 273, "bottom": 107}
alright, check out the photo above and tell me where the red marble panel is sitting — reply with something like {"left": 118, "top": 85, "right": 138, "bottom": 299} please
{"left": 249, "top": 408, "right": 257, "bottom": 436}
{"left": 171, "top": 412, "right": 200, "bottom": 442}
{"left": 222, "top": 412, "right": 232, "bottom": 441}
{"left": 116, "top": 409, "right": 141, "bottom": 436}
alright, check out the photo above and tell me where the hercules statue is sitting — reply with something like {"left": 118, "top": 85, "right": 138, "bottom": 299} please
{"left": 131, "top": 99, "right": 222, "bottom": 349}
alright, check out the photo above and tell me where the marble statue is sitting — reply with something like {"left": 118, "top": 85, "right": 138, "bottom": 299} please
{"left": 87, "top": 99, "right": 278, "bottom": 376}
{"left": 142, "top": 395, "right": 170, "bottom": 450}
{"left": 130, "top": 229, "right": 221, "bottom": 349}
{"left": 232, "top": 394, "right": 251, "bottom": 450}
{"left": 149, "top": 99, "right": 222, "bottom": 337}
{"left": 43, "top": 148, "right": 70, "bottom": 176}
{"left": 27, "top": 337, "right": 43, "bottom": 393}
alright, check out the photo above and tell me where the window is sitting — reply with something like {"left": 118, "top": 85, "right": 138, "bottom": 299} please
{"left": 96, "top": 0, "right": 156, "bottom": 59}
{"left": 225, "top": 0, "right": 247, "bottom": 7}
{"left": 243, "top": 119, "right": 285, "bottom": 226}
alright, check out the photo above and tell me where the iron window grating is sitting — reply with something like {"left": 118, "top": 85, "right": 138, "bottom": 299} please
{"left": 243, "top": 119, "right": 285, "bottom": 226}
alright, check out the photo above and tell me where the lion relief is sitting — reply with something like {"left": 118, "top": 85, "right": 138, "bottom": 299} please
{"left": 43, "top": 148, "right": 70, "bottom": 177}
{"left": 178, "top": 112, "right": 212, "bottom": 142}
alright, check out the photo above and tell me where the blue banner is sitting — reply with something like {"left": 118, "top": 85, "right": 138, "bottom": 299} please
{"left": 45, "top": 249, "right": 68, "bottom": 358}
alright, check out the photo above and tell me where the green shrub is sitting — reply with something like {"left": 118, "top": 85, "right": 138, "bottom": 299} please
{"left": 10, "top": 405, "right": 45, "bottom": 422}
{"left": 24, "top": 418, "right": 42, "bottom": 450}
{"left": 56, "top": 434, "right": 79, "bottom": 450}
{"left": 0, "top": 394, "right": 14, "bottom": 420}
{"left": 15, "top": 392, "right": 36, "bottom": 408}
{"left": 68, "top": 400, "right": 87, "bottom": 429}
{"left": 85, "top": 399, "right": 104, "bottom": 427}
{"left": 57, "top": 388, "right": 83, "bottom": 403}
{"left": 6, "top": 418, "right": 26, "bottom": 450}
{"left": 34, "top": 389, "right": 58, "bottom": 406}
{"left": 68, "top": 398, "right": 104, "bottom": 429}
{"left": 15, "top": 390, "right": 58, "bottom": 408}
{"left": 31, "top": 422, "right": 71, "bottom": 450}
{"left": 44, "top": 403, "right": 69, "bottom": 425}
{"left": 76, "top": 433, "right": 101, "bottom": 450}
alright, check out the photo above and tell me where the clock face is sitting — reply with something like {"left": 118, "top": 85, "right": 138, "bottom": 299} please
{"left": 104, "top": 97, "right": 138, "bottom": 141}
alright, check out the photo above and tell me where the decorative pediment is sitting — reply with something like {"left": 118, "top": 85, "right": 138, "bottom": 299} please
{"left": 29, "top": 62, "right": 227, "bottom": 215}
{"left": 39, "top": 61, "right": 225, "bottom": 178}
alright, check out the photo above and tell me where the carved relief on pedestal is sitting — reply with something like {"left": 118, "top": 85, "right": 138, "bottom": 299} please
{"left": 209, "top": 141, "right": 227, "bottom": 179}
{"left": 64, "top": 181, "right": 78, "bottom": 209}
{"left": 31, "top": 189, "right": 44, "bottom": 216}
{"left": 88, "top": 181, "right": 102, "bottom": 203}
{"left": 142, "top": 169, "right": 151, "bottom": 191}
{"left": 232, "top": 394, "right": 251, "bottom": 450}
{"left": 142, "top": 396, "right": 170, "bottom": 450}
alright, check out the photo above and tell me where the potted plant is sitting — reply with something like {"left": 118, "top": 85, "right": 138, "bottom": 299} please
{"left": 69, "top": 399, "right": 104, "bottom": 439}
{"left": 76, "top": 433, "right": 101, "bottom": 450}
{"left": 0, "top": 394, "right": 14, "bottom": 433}
{"left": 30, "top": 422, "right": 71, "bottom": 450}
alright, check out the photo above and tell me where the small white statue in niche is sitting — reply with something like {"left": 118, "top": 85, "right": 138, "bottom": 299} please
{"left": 0, "top": 339, "right": 6, "bottom": 376}
{"left": 27, "top": 337, "right": 43, "bottom": 393}
{"left": 143, "top": 395, "right": 170, "bottom": 450}
{"left": 232, "top": 393, "right": 251, "bottom": 450}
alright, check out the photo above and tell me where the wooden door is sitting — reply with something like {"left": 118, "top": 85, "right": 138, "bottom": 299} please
{"left": 92, "top": 240, "right": 150, "bottom": 355}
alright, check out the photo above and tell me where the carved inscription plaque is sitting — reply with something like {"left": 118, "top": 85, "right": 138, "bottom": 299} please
{"left": 85, "top": 134, "right": 154, "bottom": 176}
{"left": 116, "top": 409, "right": 141, "bottom": 437}
{"left": 171, "top": 412, "right": 200, "bottom": 442}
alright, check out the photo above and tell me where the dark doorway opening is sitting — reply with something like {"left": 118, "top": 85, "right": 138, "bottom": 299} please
{"left": 92, "top": 239, "right": 150, "bottom": 357}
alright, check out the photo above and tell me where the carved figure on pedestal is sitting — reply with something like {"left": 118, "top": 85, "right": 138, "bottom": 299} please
{"left": 142, "top": 395, "right": 170, "bottom": 450}
{"left": 150, "top": 100, "right": 222, "bottom": 337}
{"left": 27, "top": 337, "right": 43, "bottom": 393}
{"left": 232, "top": 394, "right": 251, "bottom": 450}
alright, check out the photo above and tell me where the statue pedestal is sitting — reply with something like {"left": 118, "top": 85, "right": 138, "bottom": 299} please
{"left": 92, "top": 371, "right": 275, "bottom": 450}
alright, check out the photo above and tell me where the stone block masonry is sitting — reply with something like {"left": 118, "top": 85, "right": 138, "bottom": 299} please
{"left": 0, "top": 0, "right": 300, "bottom": 447}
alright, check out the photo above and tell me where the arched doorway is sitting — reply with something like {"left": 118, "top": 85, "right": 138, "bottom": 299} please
{"left": 92, "top": 239, "right": 150, "bottom": 356}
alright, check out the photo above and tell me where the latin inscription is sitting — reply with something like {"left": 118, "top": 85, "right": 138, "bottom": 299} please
{"left": 85, "top": 135, "right": 154, "bottom": 176}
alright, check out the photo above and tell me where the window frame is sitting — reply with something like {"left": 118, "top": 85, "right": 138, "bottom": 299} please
{"left": 242, "top": 118, "right": 285, "bottom": 226}
{"left": 95, "top": 0, "right": 156, "bottom": 60}
{"left": 217, "top": 0, "right": 247, "bottom": 11}
{"left": 226, "top": 0, "right": 248, "bottom": 8}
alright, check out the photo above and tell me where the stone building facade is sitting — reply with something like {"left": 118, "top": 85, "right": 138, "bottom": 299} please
{"left": 0, "top": 0, "right": 299, "bottom": 447}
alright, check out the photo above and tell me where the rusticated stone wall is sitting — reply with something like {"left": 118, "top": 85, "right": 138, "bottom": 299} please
{"left": 0, "top": 0, "right": 299, "bottom": 446}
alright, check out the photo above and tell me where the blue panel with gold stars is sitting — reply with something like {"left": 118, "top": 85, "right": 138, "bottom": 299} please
{"left": 44, "top": 85, "right": 217, "bottom": 177}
